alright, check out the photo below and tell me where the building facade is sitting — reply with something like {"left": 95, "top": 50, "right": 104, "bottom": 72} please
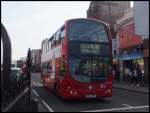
{"left": 87, "top": 1, "right": 130, "bottom": 64}
{"left": 31, "top": 49, "right": 41, "bottom": 72}
{"left": 87, "top": 2, "right": 148, "bottom": 83}
{"left": 116, "top": 8, "right": 144, "bottom": 81}
{"left": 87, "top": 1, "right": 130, "bottom": 25}
{"left": 133, "top": 1, "right": 149, "bottom": 84}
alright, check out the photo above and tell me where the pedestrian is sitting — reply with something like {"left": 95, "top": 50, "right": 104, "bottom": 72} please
{"left": 134, "top": 67, "right": 139, "bottom": 86}
{"left": 21, "top": 64, "right": 27, "bottom": 75}
{"left": 141, "top": 69, "right": 144, "bottom": 87}
{"left": 112, "top": 68, "right": 116, "bottom": 80}
{"left": 130, "top": 68, "right": 134, "bottom": 86}
{"left": 126, "top": 68, "right": 130, "bottom": 82}
{"left": 128, "top": 68, "right": 132, "bottom": 84}
{"left": 116, "top": 67, "right": 120, "bottom": 82}
{"left": 124, "top": 68, "right": 127, "bottom": 81}
{"left": 131, "top": 67, "right": 138, "bottom": 86}
{"left": 136, "top": 64, "right": 141, "bottom": 87}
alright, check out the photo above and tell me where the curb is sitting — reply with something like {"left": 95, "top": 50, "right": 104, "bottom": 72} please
{"left": 113, "top": 86, "right": 149, "bottom": 94}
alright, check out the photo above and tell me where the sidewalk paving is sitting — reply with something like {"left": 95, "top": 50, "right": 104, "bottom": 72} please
{"left": 113, "top": 81, "right": 149, "bottom": 94}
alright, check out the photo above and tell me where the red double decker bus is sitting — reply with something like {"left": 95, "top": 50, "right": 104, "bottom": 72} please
{"left": 41, "top": 18, "right": 113, "bottom": 99}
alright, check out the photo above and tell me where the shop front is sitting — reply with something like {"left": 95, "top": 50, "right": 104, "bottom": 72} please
{"left": 119, "top": 50, "right": 144, "bottom": 82}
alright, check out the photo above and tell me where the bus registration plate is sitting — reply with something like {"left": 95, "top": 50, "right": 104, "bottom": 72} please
{"left": 86, "top": 95, "right": 96, "bottom": 98}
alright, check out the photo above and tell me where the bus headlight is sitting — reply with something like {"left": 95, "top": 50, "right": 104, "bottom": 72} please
{"left": 70, "top": 90, "right": 73, "bottom": 94}
{"left": 73, "top": 91, "right": 77, "bottom": 95}
{"left": 100, "top": 84, "right": 104, "bottom": 88}
{"left": 100, "top": 84, "right": 106, "bottom": 88}
{"left": 108, "top": 89, "right": 111, "bottom": 93}
{"left": 69, "top": 90, "right": 78, "bottom": 95}
{"left": 67, "top": 86, "right": 71, "bottom": 89}
{"left": 89, "top": 85, "right": 93, "bottom": 90}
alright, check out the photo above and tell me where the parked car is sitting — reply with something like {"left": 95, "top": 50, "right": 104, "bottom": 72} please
{"left": 11, "top": 62, "right": 18, "bottom": 68}
{"left": 11, "top": 67, "right": 22, "bottom": 82}
{"left": 1, "top": 65, "right": 22, "bottom": 82}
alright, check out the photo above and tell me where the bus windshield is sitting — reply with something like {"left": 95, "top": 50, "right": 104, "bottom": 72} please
{"left": 68, "top": 19, "right": 109, "bottom": 43}
{"left": 68, "top": 19, "right": 111, "bottom": 83}
{"left": 69, "top": 57, "right": 111, "bottom": 83}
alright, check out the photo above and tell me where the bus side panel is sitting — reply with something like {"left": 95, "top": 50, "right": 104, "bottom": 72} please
{"left": 54, "top": 58, "right": 61, "bottom": 89}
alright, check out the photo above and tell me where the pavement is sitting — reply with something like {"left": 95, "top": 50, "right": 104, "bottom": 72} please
{"left": 113, "top": 81, "right": 149, "bottom": 94}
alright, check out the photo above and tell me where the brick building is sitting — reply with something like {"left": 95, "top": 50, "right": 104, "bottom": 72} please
{"left": 87, "top": 1, "right": 130, "bottom": 25}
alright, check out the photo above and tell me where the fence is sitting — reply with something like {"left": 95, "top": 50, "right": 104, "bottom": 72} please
{"left": 1, "top": 23, "right": 32, "bottom": 112}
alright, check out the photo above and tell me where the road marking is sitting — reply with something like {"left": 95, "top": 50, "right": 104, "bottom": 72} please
{"left": 32, "top": 82, "right": 43, "bottom": 86}
{"left": 122, "top": 104, "right": 133, "bottom": 107}
{"left": 33, "top": 89, "right": 40, "bottom": 97}
{"left": 33, "top": 84, "right": 43, "bottom": 86}
{"left": 3, "top": 88, "right": 30, "bottom": 112}
{"left": 82, "top": 105, "right": 149, "bottom": 112}
{"left": 41, "top": 100, "right": 54, "bottom": 112}
{"left": 32, "top": 89, "right": 54, "bottom": 112}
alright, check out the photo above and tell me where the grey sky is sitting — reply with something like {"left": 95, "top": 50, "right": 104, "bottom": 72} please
{"left": 1, "top": 1, "right": 90, "bottom": 60}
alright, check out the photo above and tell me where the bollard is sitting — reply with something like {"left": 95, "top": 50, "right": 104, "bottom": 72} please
{"left": 30, "top": 98, "right": 39, "bottom": 112}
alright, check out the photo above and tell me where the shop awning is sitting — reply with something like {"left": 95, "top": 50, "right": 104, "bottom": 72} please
{"left": 119, "top": 51, "right": 143, "bottom": 61}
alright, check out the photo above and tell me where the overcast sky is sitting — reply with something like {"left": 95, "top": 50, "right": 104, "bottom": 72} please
{"left": 1, "top": 1, "right": 90, "bottom": 60}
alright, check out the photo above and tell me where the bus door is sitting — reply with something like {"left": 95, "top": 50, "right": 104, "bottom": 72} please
{"left": 55, "top": 58, "right": 61, "bottom": 80}
{"left": 46, "top": 61, "right": 51, "bottom": 88}
{"left": 43, "top": 62, "right": 49, "bottom": 86}
{"left": 52, "top": 54, "right": 55, "bottom": 79}
{"left": 50, "top": 53, "right": 56, "bottom": 89}
{"left": 59, "top": 55, "right": 67, "bottom": 81}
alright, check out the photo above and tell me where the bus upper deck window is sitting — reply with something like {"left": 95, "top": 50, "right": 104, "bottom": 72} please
{"left": 60, "top": 26, "right": 65, "bottom": 43}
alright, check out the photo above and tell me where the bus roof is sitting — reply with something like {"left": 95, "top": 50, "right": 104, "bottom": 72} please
{"left": 42, "top": 18, "right": 110, "bottom": 46}
{"left": 66, "top": 18, "right": 109, "bottom": 26}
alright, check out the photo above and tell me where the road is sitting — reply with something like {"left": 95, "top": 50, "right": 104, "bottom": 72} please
{"left": 31, "top": 73, "right": 149, "bottom": 112}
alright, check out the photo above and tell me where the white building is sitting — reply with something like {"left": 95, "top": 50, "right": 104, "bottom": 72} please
{"left": 31, "top": 49, "right": 41, "bottom": 65}
{"left": 133, "top": 1, "right": 149, "bottom": 37}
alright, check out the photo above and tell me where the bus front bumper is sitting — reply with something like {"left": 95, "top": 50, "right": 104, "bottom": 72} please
{"left": 60, "top": 88, "right": 112, "bottom": 100}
